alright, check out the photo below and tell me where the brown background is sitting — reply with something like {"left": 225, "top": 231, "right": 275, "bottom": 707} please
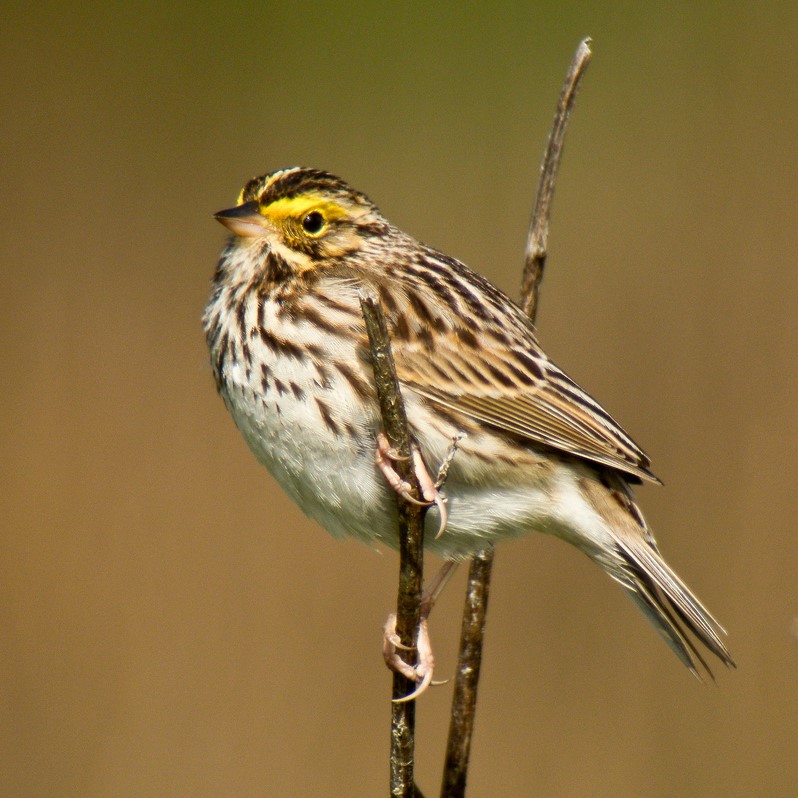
{"left": 3, "top": 3, "right": 797, "bottom": 796}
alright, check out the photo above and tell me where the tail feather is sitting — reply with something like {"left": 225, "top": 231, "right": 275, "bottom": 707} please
{"left": 624, "top": 561, "right": 714, "bottom": 678}
{"left": 615, "top": 537, "right": 736, "bottom": 679}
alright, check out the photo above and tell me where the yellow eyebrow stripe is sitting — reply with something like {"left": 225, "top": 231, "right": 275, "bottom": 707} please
{"left": 257, "top": 195, "right": 349, "bottom": 223}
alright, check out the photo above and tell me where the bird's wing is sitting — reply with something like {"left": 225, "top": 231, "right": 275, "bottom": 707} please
{"left": 394, "top": 326, "right": 659, "bottom": 484}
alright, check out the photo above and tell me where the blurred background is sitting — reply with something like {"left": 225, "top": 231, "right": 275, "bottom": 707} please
{"left": 3, "top": 2, "right": 797, "bottom": 795}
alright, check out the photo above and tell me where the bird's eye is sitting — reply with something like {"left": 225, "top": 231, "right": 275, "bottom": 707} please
{"left": 301, "top": 211, "right": 326, "bottom": 235}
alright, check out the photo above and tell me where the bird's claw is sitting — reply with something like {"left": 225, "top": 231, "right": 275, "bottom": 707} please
{"left": 375, "top": 433, "right": 449, "bottom": 537}
{"left": 383, "top": 614, "right": 440, "bottom": 702}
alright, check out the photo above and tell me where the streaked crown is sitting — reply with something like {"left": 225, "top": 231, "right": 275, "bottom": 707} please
{"left": 237, "top": 167, "right": 375, "bottom": 209}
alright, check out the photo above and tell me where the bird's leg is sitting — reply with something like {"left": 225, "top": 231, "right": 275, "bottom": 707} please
{"left": 382, "top": 560, "right": 460, "bottom": 702}
{"left": 376, "top": 432, "right": 462, "bottom": 700}
{"left": 375, "top": 432, "right": 449, "bottom": 538}
{"left": 421, "top": 558, "right": 459, "bottom": 614}
{"left": 434, "top": 431, "right": 465, "bottom": 490}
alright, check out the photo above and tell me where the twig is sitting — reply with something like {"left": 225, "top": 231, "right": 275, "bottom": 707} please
{"left": 439, "top": 548, "right": 494, "bottom": 797}
{"left": 521, "top": 37, "right": 593, "bottom": 320}
{"left": 360, "top": 292, "right": 427, "bottom": 798}
{"left": 440, "top": 38, "right": 593, "bottom": 798}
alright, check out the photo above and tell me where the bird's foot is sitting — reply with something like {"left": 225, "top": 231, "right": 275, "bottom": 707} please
{"left": 383, "top": 614, "right": 445, "bottom": 702}
{"left": 375, "top": 432, "right": 449, "bottom": 538}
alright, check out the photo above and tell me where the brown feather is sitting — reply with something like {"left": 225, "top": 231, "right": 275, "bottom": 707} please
{"left": 390, "top": 318, "right": 659, "bottom": 483}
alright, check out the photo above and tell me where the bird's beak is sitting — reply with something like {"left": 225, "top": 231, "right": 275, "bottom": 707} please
{"left": 214, "top": 201, "right": 265, "bottom": 237}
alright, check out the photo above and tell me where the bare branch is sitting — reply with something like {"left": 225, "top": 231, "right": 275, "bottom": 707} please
{"left": 520, "top": 37, "right": 592, "bottom": 320}
{"left": 441, "top": 38, "right": 593, "bottom": 798}
{"left": 440, "top": 548, "right": 494, "bottom": 797}
{"left": 360, "top": 292, "right": 427, "bottom": 798}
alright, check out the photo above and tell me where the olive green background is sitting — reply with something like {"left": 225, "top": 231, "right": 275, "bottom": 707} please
{"left": 3, "top": 2, "right": 797, "bottom": 796}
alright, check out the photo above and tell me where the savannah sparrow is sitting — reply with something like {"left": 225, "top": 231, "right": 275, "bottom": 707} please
{"left": 203, "top": 166, "right": 734, "bottom": 679}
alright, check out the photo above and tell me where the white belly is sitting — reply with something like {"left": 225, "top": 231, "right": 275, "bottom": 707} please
{"left": 222, "top": 355, "right": 399, "bottom": 547}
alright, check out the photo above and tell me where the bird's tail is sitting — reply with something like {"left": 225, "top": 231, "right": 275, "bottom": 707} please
{"left": 611, "top": 534, "right": 736, "bottom": 678}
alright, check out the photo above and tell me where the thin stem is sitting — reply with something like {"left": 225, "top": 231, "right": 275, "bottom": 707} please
{"left": 440, "top": 548, "right": 494, "bottom": 797}
{"left": 521, "top": 37, "right": 593, "bottom": 320}
{"left": 440, "top": 38, "right": 593, "bottom": 798}
{"left": 360, "top": 292, "right": 427, "bottom": 798}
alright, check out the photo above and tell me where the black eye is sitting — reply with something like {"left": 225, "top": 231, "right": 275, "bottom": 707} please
{"left": 302, "top": 211, "right": 325, "bottom": 235}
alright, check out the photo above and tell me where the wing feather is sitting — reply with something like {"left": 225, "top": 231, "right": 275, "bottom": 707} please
{"left": 322, "top": 263, "right": 658, "bottom": 483}
{"left": 394, "top": 329, "right": 658, "bottom": 483}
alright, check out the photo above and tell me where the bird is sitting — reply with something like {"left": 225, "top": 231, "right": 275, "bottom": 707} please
{"left": 203, "top": 166, "right": 734, "bottom": 689}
